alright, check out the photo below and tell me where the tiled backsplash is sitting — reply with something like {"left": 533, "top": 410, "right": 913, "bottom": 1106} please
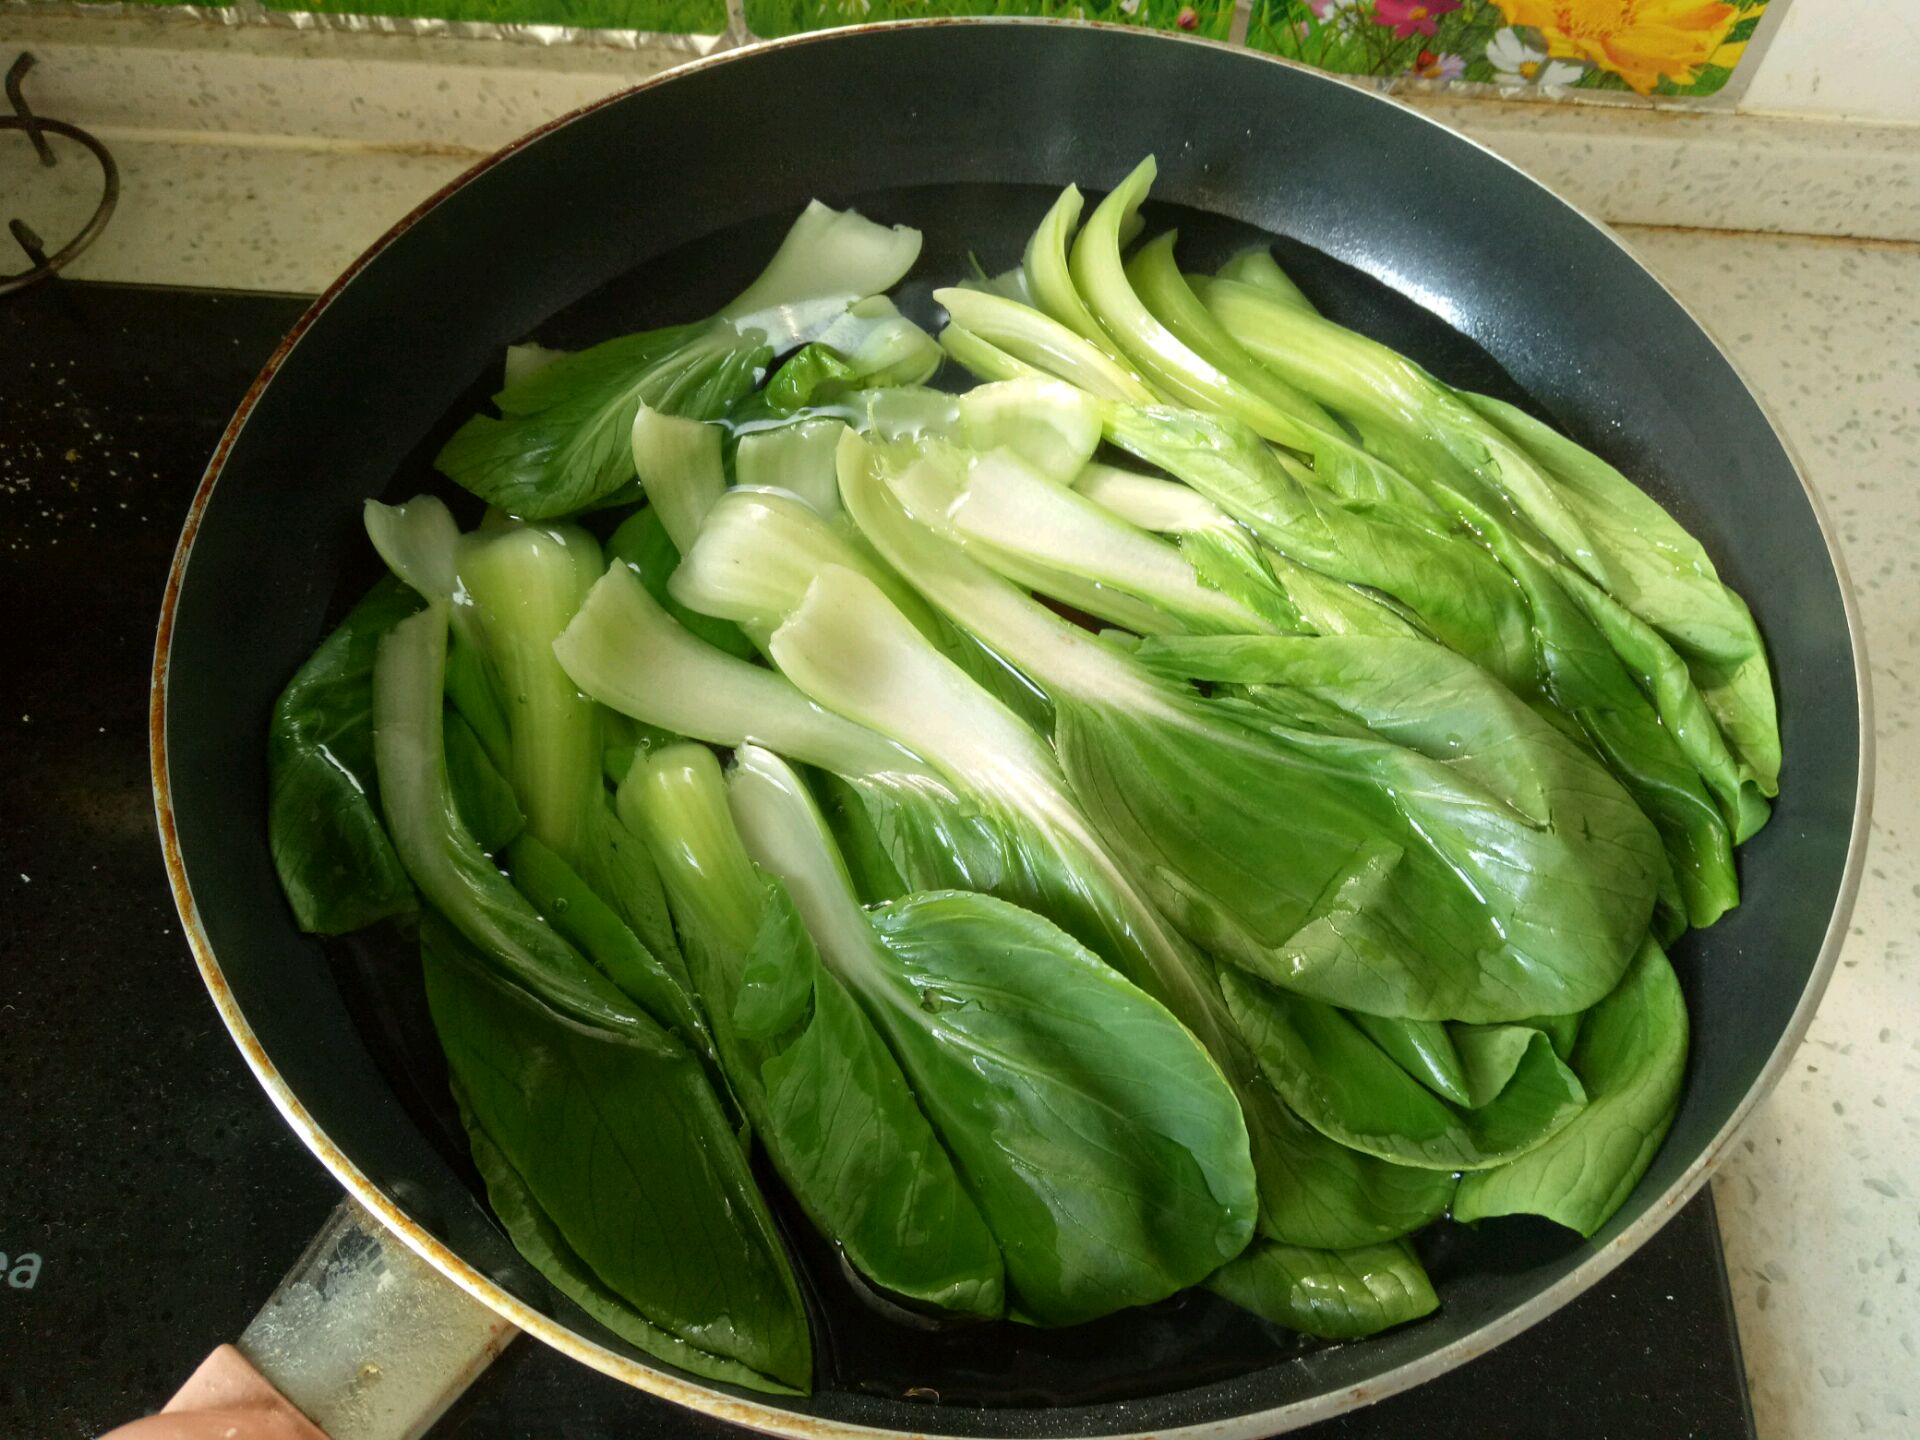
{"left": 2, "top": 0, "right": 1914, "bottom": 120}
{"left": 1, "top": 0, "right": 1801, "bottom": 103}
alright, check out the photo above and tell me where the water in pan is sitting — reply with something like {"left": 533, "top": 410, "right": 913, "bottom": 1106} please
{"left": 316, "top": 180, "right": 1593, "bottom": 1410}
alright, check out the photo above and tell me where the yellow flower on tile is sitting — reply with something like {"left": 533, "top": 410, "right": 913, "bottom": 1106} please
{"left": 1497, "top": 0, "right": 1743, "bottom": 94}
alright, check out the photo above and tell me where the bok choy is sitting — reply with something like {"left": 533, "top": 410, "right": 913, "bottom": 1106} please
{"left": 264, "top": 173, "right": 1776, "bottom": 1385}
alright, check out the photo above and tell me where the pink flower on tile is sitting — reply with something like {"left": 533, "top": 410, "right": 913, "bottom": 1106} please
{"left": 1371, "top": 0, "right": 1460, "bottom": 38}
{"left": 1411, "top": 47, "right": 1467, "bottom": 79}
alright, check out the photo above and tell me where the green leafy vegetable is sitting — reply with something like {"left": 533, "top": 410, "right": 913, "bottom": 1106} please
{"left": 503, "top": 832, "right": 713, "bottom": 1076}
{"left": 1208, "top": 1239, "right": 1437, "bottom": 1340}
{"left": 627, "top": 744, "right": 1005, "bottom": 1320}
{"left": 761, "top": 546, "right": 1449, "bottom": 1248}
{"left": 843, "top": 438, "right": 1658, "bottom": 1022}
{"left": 265, "top": 171, "right": 1781, "bottom": 1364}
{"left": 267, "top": 577, "right": 421, "bottom": 934}
{"left": 728, "top": 747, "right": 1258, "bottom": 1325}
{"left": 605, "top": 505, "right": 758, "bottom": 661}
{"left": 1098, "top": 402, "right": 1538, "bottom": 691}
{"left": 454, "top": 519, "right": 604, "bottom": 865}
{"left": 435, "top": 201, "right": 922, "bottom": 518}
{"left": 1350, "top": 1014, "right": 1471, "bottom": 1108}
{"left": 1453, "top": 941, "right": 1688, "bottom": 1236}
{"left": 423, "top": 915, "right": 811, "bottom": 1393}
{"left": 1191, "top": 269, "right": 1750, "bottom": 923}
{"left": 373, "top": 603, "right": 636, "bottom": 1031}
{"left": 444, "top": 707, "right": 524, "bottom": 855}
{"left": 1464, "top": 391, "right": 1779, "bottom": 801}
{"left": 1223, "top": 970, "right": 1587, "bottom": 1170}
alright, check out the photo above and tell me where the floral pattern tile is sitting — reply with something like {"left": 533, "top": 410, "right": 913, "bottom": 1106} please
{"left": 1248, "top": 0, "right": 1771, "bottom": 97}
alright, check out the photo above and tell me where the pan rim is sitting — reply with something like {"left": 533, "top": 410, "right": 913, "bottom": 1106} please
{"left": 149, "top": 19, "right": 1874, "bottom": 1438}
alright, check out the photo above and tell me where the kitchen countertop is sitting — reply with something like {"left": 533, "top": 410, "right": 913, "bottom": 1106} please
{"left": 5, "top": 22, "right": 1916, "bottom": 1437}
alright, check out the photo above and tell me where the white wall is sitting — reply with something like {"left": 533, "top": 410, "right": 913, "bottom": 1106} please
{"left": 1741, "top": 0, "right": 1920, "bottom": 122}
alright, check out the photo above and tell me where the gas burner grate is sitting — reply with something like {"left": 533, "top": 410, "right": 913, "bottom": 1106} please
{"left": 2, "top": 51, "right": 120, "bottom": 297}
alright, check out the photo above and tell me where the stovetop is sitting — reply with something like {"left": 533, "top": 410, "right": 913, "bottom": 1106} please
{"left": 0, "top": 279, "right": 1758, "bottom": 1440}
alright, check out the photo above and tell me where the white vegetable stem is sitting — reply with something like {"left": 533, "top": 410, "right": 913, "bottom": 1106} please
{"left": 1022, "top": 184, "right": 1135, "bottom": 372}
{"left": 626, "top": 743, "right": 763, "bottom": 959}
{"left": 936, "top": 286, "right": 1154, "bottom": 405}
{"left": 1071, "top": 462, "right": 1232, "bottom": 535}
{"left": 949, "top": 448, "right": 1275, "bottom": 636}
{"left": 630, "top": 405, "right": 725, "bottom": 555}
{"left": 955, "top": 378, "right": 1102, "bottom": 482}
{"left": 719, "top": 200, "right": 923, "bottom": 349}
{"left": 454, "top": 519, "right": 603, "bottom": 862}
{"left": 553, "top": 561, "right": 926, "bottom": 781}
{"left": 834, "top": 430, "right": 1161, "bottom": 711}
{"left": 770, "top": 566, "right": 1063, "bottom": 803}
{"left": 726, "top": 745, "right": 882, "bottom": 994}
{"left": 364, "top": 495, "right": 461, "bottom": 604}
{"left": 374, "top": 604, "right": 634, "bottom": 1032}
{"left": 733, "top": 419, "right": 847, "bottom": 517}
{"left": 883, "top": 440, "right": 1178, "bottom": 638}
{"left": 670, "top": 485, "right": 938, "bottom": 643}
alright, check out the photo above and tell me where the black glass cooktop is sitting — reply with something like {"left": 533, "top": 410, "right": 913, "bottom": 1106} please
{"left": 0, "top": 280, "right": 1757, "bottom": 1440}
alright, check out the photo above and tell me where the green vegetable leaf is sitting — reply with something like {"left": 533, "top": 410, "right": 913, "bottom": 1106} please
{"left": 1556, "top": 562, "right": 1771, "bottom": 842}
{"left": 1223, "top": 970, "right": 1587, "bottom": 1170}
{"left": 504, "top": 832, "right": 715, "bottom": 1081}
{"left": 1524, "top": 1010, "right": 1585, "bottom": 1064}
{"left": 1453, "top": 940, "right": 1688, "bottom": 1236}
{"left": 422, "top": 915, "right": 811, "bottom": 1393}
{"left": 606, "top": 506, "right": 758, "bottom": 661}
{"left": 436, "top": 201, "right": 922, "bottom": 518}
{"left": 1249, "top": 1080, "right": 1457, "bottom": 1250}
{"left": 1208, "top": 1238, "right": 1437, "bottom": 1340}
{"left": 573, "top": 797, "right": 693, "bottom": 1003}
{"left": 1463, "top": 391, "right": 1779, "bottom": 797}
{"left": 373, "top": 605, "right": 637, "bottom": 1033}
{"left": 267, "top": 576, "right": 420, "bottom": 934}
{"left": 1193, "top": 271, "right": 1747, "bottom": 925}
{"left": 868, "top": 890, "right": 1258, "bottom": 1323}
{"left": 436, "top": 322, "right": 770, "bottom": 519}
{"left": 728, "top": 748, "right": 1258, "bottom": 1325}
{"left": 1127, "top": 631, "right": 1669, "bottom": 1014}
{"left": 1350, "top": 1014, "right": 1471, "bottom": 1107}
{"left": 630, "top": 745, "right": 1004, "bottom": 1320}
{"left": 444, "top": 707, "right": 524, "bottom": 855}
{"left": 1101, "top": 403, "right": 1538, "bottom": 691}
{"left": 838, "top": 463, "right": 1657, "bottom": 1020}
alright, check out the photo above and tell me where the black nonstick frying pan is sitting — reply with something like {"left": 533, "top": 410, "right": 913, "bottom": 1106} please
{"left": 152, "top": 20, "right": 1870, "bottom": 1438}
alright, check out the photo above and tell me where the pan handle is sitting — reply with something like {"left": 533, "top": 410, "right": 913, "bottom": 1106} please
{"left": 108, "top": 1195, "right": 518, "bottom": 1440}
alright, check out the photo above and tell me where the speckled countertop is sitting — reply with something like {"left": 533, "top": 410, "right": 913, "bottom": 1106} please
{"left": 5, "top": 19, "right": 1918, "bottom": 1438}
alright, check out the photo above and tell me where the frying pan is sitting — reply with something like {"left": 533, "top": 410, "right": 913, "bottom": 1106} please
{"left": 151, "top": 20, "right": 1871, "bottom": 1438}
